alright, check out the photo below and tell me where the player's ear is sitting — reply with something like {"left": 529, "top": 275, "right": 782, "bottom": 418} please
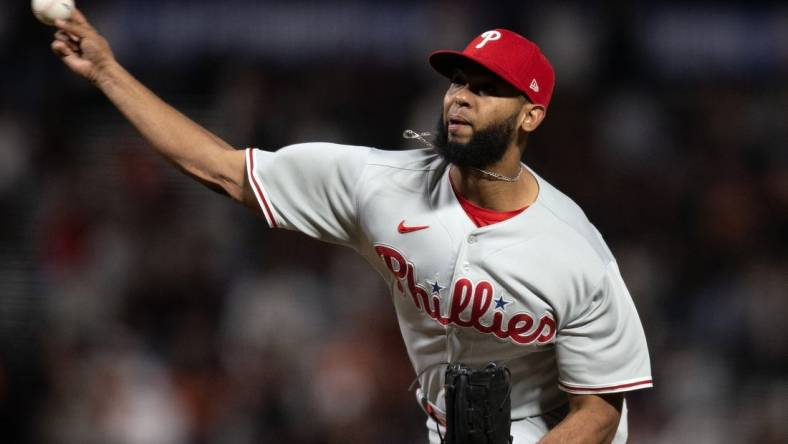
{"left": 518, "top": 103, "right": 546, "bottom": 133}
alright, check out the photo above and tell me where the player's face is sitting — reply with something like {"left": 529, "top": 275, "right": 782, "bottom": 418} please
{"left": 434, "top": 64, "right": 526, "bottom": 168}
{"left": 441, "top": 64, "right": 526, "bottom": 146}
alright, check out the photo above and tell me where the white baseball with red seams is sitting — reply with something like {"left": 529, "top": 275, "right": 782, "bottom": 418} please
{"left": 246, "top": 143, "right": 652, "bottom": 442}
{"left": 32, "top": 0, "right": 75, "bottom": 26}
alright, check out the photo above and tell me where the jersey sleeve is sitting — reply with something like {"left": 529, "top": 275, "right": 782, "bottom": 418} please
{"left": 554, "top": 261, "right": 653, "bottom": 394}
{"left": 245, "top": 143, "right": 370, "bottom": 247}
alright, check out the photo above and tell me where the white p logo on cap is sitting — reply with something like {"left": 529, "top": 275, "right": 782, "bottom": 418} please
{"left": 475, "top": 30, "right": 502, "bottom": 49}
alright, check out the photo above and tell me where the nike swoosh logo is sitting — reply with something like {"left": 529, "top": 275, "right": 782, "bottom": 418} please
{"left": 398, "top": 220, "right": 430, "bottom": 234}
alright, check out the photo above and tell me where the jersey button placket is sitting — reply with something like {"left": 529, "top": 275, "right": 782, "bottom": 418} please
{"left": 448, "top": 232, "right": 481, "bottom": 357}
{"left": 446, "top": 234, "right": 473, "bottom": 349}
{"left": 464, "top": 232, "right": 483, "bottom": 271}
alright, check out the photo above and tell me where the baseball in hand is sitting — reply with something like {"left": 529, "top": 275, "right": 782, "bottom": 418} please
{"left": 32, "top": 0, "right": 75, "bottom": 26}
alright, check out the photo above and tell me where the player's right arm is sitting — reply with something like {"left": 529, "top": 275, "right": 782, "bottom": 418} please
{"left": 50, "top": 9, "right": 255, "bottom": 207}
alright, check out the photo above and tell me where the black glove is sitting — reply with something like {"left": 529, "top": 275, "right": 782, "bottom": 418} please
{"left": 444, "top": 362, "right": 513, "bottom": 444}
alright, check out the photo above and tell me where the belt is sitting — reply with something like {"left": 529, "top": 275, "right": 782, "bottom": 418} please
{"left": 417, "top": 388, "right": 565, "bottom": 425}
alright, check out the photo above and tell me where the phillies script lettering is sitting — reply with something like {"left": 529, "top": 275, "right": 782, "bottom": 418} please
{"left": 375, "top": 245, "right": 556, "bottom": 345}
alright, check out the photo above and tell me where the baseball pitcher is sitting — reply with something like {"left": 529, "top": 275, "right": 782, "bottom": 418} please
{"left": 51, "top": 10, "right": 652, "bottom": 444}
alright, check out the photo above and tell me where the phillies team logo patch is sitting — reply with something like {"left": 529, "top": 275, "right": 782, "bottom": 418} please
{"left": 475, "top": 30, "right": 502, "bottom": 49}
{"left": 375, "top": 244, "right": 556, "bottom": 345}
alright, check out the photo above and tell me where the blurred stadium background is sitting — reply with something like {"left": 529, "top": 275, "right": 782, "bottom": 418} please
{"left": 1, "top": 1, "right": 786, "bottom": 443}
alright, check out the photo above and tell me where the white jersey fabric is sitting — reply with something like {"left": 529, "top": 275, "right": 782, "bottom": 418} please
{"left": 246, "top": 143, "right": 652, "bottom": 442}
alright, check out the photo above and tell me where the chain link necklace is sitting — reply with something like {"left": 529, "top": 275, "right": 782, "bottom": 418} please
{"left": 403, "top": 130, "right": 524, "bottom": 182}
{"left": 472, "top": 165, "right": 524, "bottom": 182}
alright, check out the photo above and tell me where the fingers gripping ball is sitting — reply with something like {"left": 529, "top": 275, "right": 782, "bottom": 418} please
{"left": 32, "top": 0, "right": 75, "bottom": 26}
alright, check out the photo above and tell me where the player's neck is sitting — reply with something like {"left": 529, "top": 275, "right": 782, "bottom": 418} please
{"left": 450, "top": 155, "right": 538, "bottom": 212}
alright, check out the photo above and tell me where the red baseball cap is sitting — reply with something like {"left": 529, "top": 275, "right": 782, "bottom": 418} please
{"left": 429, "top": 29, "right": 555, "bottom": 109}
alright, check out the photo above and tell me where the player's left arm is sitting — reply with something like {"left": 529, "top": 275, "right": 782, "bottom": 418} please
{"left": 547, "top": 259, "right": 651, "bottom": 443}
{"left": 537, "top": 393, "right": 623, "bottom": 444}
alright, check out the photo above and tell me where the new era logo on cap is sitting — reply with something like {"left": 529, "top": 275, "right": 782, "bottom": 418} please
{"left": 428, "top": 29, "right": 556, "bottom": 109}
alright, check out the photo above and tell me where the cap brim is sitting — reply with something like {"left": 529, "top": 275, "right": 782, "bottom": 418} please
{"left": 429, "top": 50, "right": 488, "bottom": 81}
{"left": 428, "top": 50, "right": 525, "bottom": 98}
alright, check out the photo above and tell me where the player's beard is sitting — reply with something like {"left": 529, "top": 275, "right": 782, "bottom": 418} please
{"left": 433, "top": 111, "right": 518, "bottom": 169}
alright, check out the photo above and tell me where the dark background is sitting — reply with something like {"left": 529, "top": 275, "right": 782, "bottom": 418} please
{"left": 1, "top": 1, "right": 786, "bottom": 443}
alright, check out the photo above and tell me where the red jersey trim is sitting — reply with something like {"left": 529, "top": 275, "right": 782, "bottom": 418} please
{"left": 449, "top": 178, "right": 528, "bottom": 227}
{"left": 246, "top": 148, "right": 278, "bottom": 228}
{"left": 558, "top": 378, "right": 653, "bottom": 394}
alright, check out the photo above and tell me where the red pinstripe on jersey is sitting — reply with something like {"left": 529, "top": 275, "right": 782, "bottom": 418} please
{"left": 246, "top": 148, "right": 278, "bottom": 228}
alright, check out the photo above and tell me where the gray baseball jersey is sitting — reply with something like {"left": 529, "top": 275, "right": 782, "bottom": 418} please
{"left": 246, "top": 143, "right": 652, "bottom": 441}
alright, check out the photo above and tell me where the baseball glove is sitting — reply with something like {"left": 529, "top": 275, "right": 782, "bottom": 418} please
{"left": 443, "top": 362, "right": 513, "bottom": 444}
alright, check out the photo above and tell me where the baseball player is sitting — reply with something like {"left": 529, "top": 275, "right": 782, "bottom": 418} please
{"left": 51, "top": 10, "right": 652, "bottom": 444}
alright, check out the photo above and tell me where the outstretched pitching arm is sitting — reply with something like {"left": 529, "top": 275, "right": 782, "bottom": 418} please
{"left": 50, "top": 9, "right": 255, "bottom": 207}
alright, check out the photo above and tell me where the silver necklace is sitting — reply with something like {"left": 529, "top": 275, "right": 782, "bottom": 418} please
{"left": 472, "top": 165, "right": 523, "bottom": 182}
{"left": 402, "top": 129, "right": 524, "bottom": 182}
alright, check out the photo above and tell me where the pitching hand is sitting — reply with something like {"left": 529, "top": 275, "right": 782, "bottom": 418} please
{"left": 51, "top": 9, "right": 116, "bottom": 82}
